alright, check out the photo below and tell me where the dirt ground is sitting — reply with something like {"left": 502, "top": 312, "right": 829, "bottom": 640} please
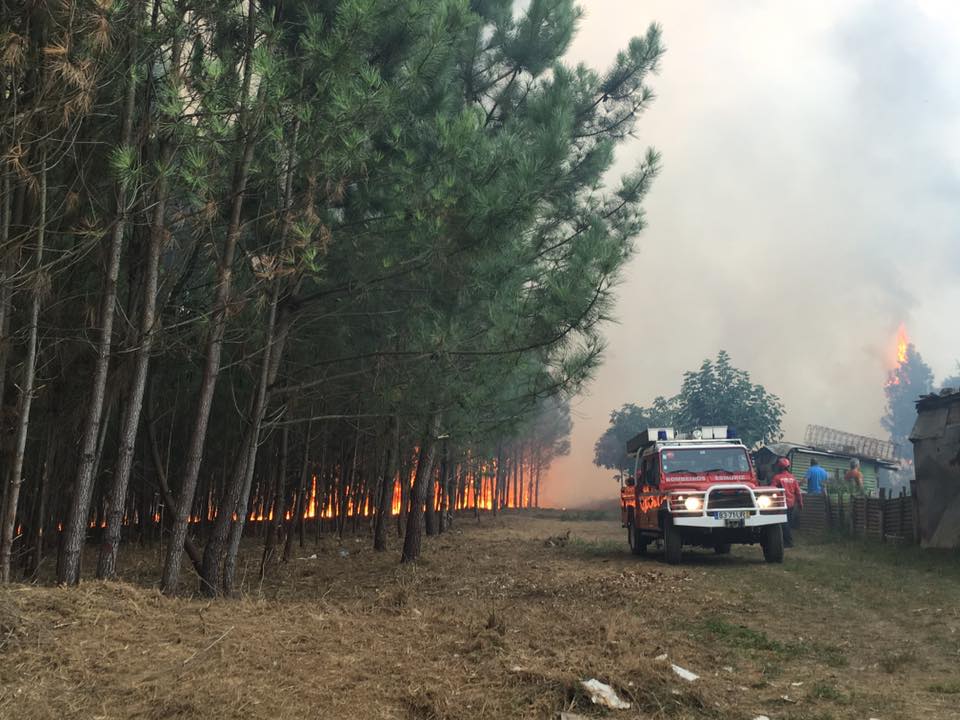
{"left": 2, "top": 513, "right": 959, "bottom": 720}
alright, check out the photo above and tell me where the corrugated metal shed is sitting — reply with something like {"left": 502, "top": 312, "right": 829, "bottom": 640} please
{"left": 755, "top": 440, "right": 893, "bottom": 496}
{"left": 910, "top": 390, "right": 960, "bottom": 548}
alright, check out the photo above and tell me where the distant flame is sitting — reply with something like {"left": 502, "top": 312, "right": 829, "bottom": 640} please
{"left": 886, "top": 323, "right": 910, "bottom": 387}
{"left": 895, "top": 323, "right": 908, "bottom": 365}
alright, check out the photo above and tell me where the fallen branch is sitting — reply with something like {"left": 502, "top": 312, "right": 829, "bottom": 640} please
{"left": 183, "top": 626, "right": 233, "bottom": 666}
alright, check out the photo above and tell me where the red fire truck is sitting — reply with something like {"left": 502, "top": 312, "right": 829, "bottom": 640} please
{"left": 620, "top": 426, "right": 787, "bottom": 564}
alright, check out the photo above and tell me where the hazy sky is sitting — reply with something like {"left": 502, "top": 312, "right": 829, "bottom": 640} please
{"left": 544, "top": 0, "right": 960, "bottom": 507}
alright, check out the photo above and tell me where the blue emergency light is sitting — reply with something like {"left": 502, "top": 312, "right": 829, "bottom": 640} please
{"left": 657, "top": 430, "right": 668, "bottom": 440}
{"left": 727, "top": 427, "right": 738, "bottom": 439}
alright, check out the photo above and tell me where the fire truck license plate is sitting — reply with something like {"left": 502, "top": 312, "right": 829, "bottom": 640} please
{"left": 716, "top": 511, "right": 748, "bottom": 520}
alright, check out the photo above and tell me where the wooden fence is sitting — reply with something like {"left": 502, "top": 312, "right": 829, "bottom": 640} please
{"left": 796, "top": 492, "right": 918, "bottom": 543}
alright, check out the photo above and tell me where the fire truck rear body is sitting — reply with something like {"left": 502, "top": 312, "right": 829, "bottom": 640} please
{"left": 620, "top": 427, "right": 787, "bottom": 563}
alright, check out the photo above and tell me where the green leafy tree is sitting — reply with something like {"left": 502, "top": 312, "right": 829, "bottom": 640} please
{"left": 674, "top": 351, "right": 783, "bottom": 448}
{"left": 593, "top": 398, "right": 677, "bottom": 471}
{"left": 594, "top": 351, "right": 783, "bottom": 470}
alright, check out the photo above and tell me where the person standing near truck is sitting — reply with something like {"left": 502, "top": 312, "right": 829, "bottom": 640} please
{"left": 772, "top": 457, "right": 802, "bottom": 548}
{"left": 804, "top": 457, "right": 828, "bottom": 495}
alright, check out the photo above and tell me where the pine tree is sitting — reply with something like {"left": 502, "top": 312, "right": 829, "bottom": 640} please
{"left": 939, "top": 362, "right": 960, "bottom": 392}
{"left": 0, "top": 0, "right": 662, "bottom": 587}
{"left": 883, "top": 344, "right": 934, "bottom": 451}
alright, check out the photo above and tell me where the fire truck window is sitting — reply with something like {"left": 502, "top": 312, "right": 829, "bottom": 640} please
{"left": 660, "top": 447, "right": 750, "bottom": 475}
{"left": 643, "top": 456, "right": 659, "bottom": 486}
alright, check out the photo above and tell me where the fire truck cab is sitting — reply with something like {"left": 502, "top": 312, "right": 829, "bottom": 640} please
{"left": 619, "top": 426, "right": 787, "bottom": 564}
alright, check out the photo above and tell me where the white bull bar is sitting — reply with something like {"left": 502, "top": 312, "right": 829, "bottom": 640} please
{"left": 670, "top": 483, "right": 786, "bottom": 528}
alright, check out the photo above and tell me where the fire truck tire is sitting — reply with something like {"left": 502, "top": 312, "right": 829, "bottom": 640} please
{"left": 762, "top": 525, "right": 784, "bottom": 563}
{"left": 714, "top": 543, "right": 732, "bottom": 555}
{"left": 663, "top": 522, "right": 682, "bottom": 565}
{"left": 628, "top": 523, "right": 648, "bottom": 555}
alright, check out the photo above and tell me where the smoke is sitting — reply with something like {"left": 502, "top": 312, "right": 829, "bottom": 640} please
{"left": 543, "top": 0, "right": 960, "bottom": 507}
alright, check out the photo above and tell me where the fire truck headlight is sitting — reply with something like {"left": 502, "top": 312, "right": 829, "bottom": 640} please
{"left": 684, "top": 496, "right": 702, "bottom": 512}
{"left": 756, "top": 494, "right": 773, "bottom": 509}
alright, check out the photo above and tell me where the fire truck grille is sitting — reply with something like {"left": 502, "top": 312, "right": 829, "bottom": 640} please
{"left": 707, "top": 490, "right": 755, "bottom": 510}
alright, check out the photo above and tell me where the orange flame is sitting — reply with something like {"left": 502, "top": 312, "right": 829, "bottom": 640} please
{"left": 305, "top": 476, "right": 318, "bottom": 519}
{"left": 895, "top": 323, "right": 908, "bottom": 365}
{"left": 886, "top": 323, "right": 909, "bottom": 387}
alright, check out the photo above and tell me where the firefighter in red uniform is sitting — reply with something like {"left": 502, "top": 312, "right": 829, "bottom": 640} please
{"left": 772, "top": 457, "right": 802, "bottom": 548}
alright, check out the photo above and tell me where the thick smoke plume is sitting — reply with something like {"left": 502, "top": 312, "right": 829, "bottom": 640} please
{"left": 545, "top": 0, "right": 960, "bottom": 508}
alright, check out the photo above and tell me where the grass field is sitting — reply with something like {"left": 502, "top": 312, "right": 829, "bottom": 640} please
{"left": 2, "top": 514, "right": 958, "bottom": 719}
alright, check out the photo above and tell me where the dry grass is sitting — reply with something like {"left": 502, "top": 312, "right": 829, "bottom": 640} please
{"left": 1, "top": 515, "right": 958, "bottom": 720}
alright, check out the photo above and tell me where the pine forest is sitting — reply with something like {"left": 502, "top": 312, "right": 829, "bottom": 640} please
{"left": 0, "top": 0, "right": 662, "bottom": 594}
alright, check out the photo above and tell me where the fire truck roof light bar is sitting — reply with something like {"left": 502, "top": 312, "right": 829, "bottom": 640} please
{"left": 655, "top": 438, "right": 744, "bottom": 447}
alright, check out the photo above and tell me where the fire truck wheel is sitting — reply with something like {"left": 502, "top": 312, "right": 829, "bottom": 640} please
{"left": 714, "top": 543, "right": 732, "bottom": 555}
{"left": 628, "top": 523, "right": 648, "bottom": 555}
{"left": 762, "top": 525, "right": 784, "bottom": 563}
{"left": 663, "top": 522, "right": 682, "bottom": 565}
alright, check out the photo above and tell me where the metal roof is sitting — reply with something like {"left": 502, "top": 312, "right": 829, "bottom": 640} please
{"left": 916, "top": 388, "right": 960, "bottom": 412}
{"left": 804, "top": 424, "right": 899, "bottom": 464}
{"left": 757, "top": 441, "right": 900, "bottom": 469}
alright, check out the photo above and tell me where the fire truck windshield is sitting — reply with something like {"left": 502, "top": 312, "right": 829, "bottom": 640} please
{"left": 660, "top": 447, "right": 750, "bottom": 475}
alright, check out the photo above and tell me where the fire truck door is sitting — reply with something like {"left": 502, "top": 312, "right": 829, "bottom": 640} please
{"left": 638, "top": 455, "right": 661, "bottom": 530}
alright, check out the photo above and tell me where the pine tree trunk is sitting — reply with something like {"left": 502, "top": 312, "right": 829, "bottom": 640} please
{"left": 373, "top": 416, "right": 398, "bottom": 551}
{"left": 196, "top": 112, "right": 303, "bottom": 594}
{"left": 518, "top": 448, "right": 525, "bottom": 508}
{"left": 512, "top": 455, "right": 519, "bottom": 510}
{"left": 97, "top": 128, "right": 169, "bottom": 578}
{"left": 397, "top": 450, "right": 410, "bottom": 538}
{"left": 314, "top": 437, "right": 327, "bottom": 545}
{"left": 200, "top": 288, "right": 281, "bottom": 596}
{"left": 0, "top": 170, "right": 13, "bottom": 411}
{"left": 0, "top": 156, "right": 45, "bottom": 584}
{"left": 26, "top": 427, "right": 54, "bottom": 579}
{"left": 401, "top": 412, "right": 442, "bottom": 563}
{"left": 437, "top": 445, "right": 449, "bottom": 533}
{"left": 424, "top": 462, "right": 437, "bottom": 537}
{"left": 221, "top": 451, "right": 255, "bottom": 596}
{"left": 493, "top": 445, "right": 503, "bottom": 515}
{"left": 161, "top": 0, "right": 262, "bottom": 594}
{"left": 283, "top": 421, "right": 311, "bottom": 561}
{"left": 60, "top": 12, "right": 143, "bottom": 584}
{"left": 473, "top": 464, "right": 480, "bottom": 519}
{"left": 144, "top": 383, "right": 203, "bottom": 573}
{"left": 97, "top": 0, "right": 176, "bottom": 579}
{"left": 0, "top": 170, "right": 11, "bottom": 548}
{"left": 535, "top": 460, "right": 541, "bottom": 508}
{"left": 260, "top": 428, "right": 287, "bottom": 580}
{"left": 338, "top": 428, "right": 360, "bottom": 538}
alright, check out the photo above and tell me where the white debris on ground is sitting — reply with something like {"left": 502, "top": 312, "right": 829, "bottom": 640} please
{"left": 752, "top": 715, "right": 771, "bottom": 720}
{"left": 579, "top": 679, "right": 631, "bottom": 710}
{"left": 671, "top": 664, "right": 700, "bottom": 682}
{"left": 653, "top": 653, "right": 700, "bottom": 682}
